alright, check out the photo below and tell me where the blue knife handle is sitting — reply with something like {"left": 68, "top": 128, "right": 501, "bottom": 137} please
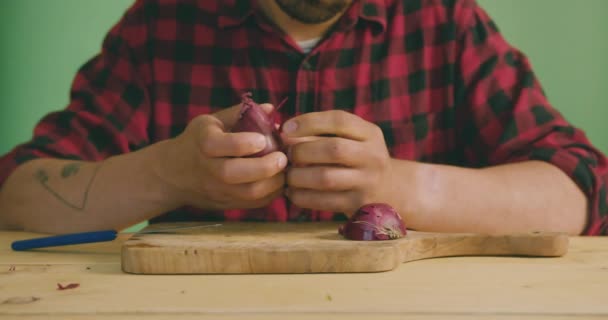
{"left": 11, "top": 230, "right": 117, "bottom": 251}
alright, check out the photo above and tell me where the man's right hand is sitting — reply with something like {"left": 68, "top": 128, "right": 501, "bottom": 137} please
{"left": 156, "top": 103, "right": 288, "bottom": 210}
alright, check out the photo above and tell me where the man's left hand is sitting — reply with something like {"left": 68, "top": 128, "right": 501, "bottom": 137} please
{"left": 281, "top": 110, "right": 395, "bottom": 216}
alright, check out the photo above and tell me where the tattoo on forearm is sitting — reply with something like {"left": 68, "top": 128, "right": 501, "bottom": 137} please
{"left": 34, "top": 170, "right": 49, "bottom": 183}
{"left": 61, "top": 163, "right": 80, "bottom": 178}
{"left": 34, "top": 162, "right": 102, "bottom": 211}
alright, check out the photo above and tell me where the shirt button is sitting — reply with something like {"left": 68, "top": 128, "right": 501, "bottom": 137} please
{"left": 301, "top": 61, "right": 314, "bottom": 71}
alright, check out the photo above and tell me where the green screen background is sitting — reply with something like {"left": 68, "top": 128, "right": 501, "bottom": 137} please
{"left": 1, "top": 1, "right": 606, "bottom": 230}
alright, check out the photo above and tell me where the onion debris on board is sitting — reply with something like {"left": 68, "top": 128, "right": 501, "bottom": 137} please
{"left": 338, "top": 203, "right": 407, "bottom": 241}
{"left": 231, "top": 93, "right": 287, "bottom": 157}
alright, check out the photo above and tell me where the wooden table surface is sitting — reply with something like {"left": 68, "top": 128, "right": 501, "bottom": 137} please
{"left": 1, "top": 231, "right": 607, "bottom": 320}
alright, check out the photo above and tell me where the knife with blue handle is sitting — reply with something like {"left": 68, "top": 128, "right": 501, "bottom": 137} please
{"left": 10, "top": 223, "right": 222, "bottom": 251}
{"left": 11, "top": 230, "right": 117, "bottom": 251}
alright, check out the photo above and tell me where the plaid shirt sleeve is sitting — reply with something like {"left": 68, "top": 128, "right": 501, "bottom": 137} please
{"left": 455, "top": 0, "right": 608, "bottom": 235}
{"left": 0, "top": 1, "right": 151, "bottom": 188}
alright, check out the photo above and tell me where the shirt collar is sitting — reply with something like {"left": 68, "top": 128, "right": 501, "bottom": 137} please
{"left": 358, "top": 0, "right": 388, "bottom": 31}
{"left": 217, "top": 0, "right": 387, "bottom": 32}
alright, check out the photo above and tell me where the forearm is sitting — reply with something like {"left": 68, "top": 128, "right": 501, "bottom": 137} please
{"left": 394, "top": 160, "right": 587, "bottom": 235}
{"left": 0, "top": 140, "right": 179, "bottom": 233}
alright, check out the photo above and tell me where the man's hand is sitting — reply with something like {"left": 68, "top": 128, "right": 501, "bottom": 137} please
{"left": 281, "top": 110, "right": 397, "bottom": 216}
{"left": 157, "top": 104, "right": 288, "bottom": 210}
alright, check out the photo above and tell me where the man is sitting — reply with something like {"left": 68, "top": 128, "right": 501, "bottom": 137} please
{"left": 0, "top": 0, "right": 606, "bottom": 235}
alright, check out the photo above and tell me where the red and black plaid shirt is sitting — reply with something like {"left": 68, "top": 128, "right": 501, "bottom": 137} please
{"left": 1, "top": 0, "right": 606, "bottom": 234}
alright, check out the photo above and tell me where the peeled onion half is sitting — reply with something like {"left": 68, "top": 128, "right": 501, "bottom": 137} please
{"left": 339, "top": 203, "right": 407, "bottom": 241}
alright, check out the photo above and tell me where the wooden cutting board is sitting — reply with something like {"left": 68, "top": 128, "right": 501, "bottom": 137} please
{"left": 121, "top": 222, "right": 569, "bottom": 274}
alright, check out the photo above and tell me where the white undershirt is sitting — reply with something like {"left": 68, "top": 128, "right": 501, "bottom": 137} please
{"left": 296, "top": 37, "right": 321, "bottom": 54}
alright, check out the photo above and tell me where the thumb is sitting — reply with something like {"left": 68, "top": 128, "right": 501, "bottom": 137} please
{"left": 213, "top": 103, "right": 274, "bottom": 131}
{"left": 257, "top": 103, "right": 274, "bottom": 114}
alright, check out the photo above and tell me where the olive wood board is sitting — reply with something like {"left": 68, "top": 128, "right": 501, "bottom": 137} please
{"left": 121, "top": 222, "right": 568, "bottom": 274}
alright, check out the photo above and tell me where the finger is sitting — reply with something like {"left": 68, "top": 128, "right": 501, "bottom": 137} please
{"left": 209, "top": 151, "right": 288, "bottom": 184}
{"left": 211, "top": 104, "right": 244, "bottom": 130}
{"left": 200, "top": 123, "right": 267, "bottom": 157}
{"left": 281, "top": 110, "right": 378, "bottom": 141}
{"left": 232, "top": 172, "right": 286, "bottom": 201}
{"left": 290, "top": 137, "right": 366, "bottom": 166}
{"left": 280, "top": 134, "right": 322, "bottom": 148}
{"left": 227, "top": 187, "right": 285, "bottom": 210}
{"left": 258, "top": 103, "right": 274, "bottom": 114}
{"left": 286, "top": 188, "right": 357, "bottom": 214}
{"left": 287, "top": 166, "right": 361, "bottom": 191}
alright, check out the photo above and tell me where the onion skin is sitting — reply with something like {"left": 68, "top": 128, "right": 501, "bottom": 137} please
{"left": 338, "top": 203, "right": 407, "bottom": 241}
{"left": 231, "top": 93, "right": 282, "bottom": 157}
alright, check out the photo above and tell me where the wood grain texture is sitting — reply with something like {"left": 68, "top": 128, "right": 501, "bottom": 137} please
{"left": 121, "top": 222, "right": 568, "bottom": 274}
{"left": 3, "top": 315, "right": 608, "bottom": 320}
{"left": 2, "top": 232, "right": 607, "bottom": 319}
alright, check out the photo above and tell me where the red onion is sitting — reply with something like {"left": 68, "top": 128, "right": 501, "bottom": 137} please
{"left": 231, "top": 93, "right": 287, "bottom": 157}
{"left": 339, "top": 203, "right": 407, "bottom": 241}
